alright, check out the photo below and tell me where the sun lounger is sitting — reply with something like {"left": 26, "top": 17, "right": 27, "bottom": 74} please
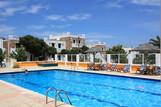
{"left": 136, "top": 65, "right": 146, "bottom": 74}
{"left": 100, "top": 64, "right": 108, "bottom": 70}
{"left": 87, "top": 63, "right": 95, "bottom": 70}
{"left": 122, "top": 64, "right": 130, "bottom": 73}
{"left": 108, "top": 64, "right": 117, "bottom": 71}
{"left": 153, "top": 66, "right": 161, "bottom": 75}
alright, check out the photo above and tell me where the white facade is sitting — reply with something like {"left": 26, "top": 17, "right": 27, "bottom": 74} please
{"left": 45, "top": 39, "right": 66, "bottom": 53}
{"left": 47, "top": 32, "right": 85, "bottom": 49}
{"left": 0, "top": 39, "right": 3, "bottom": 49}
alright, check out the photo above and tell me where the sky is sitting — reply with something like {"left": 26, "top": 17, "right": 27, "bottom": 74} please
{"left": 0, "top": 0, "right": 160, "bottom": 47}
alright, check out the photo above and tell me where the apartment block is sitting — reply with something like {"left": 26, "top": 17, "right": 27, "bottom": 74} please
{"left": 46, "top": 32, "right": 86, "bottom": 51}
{"left": 3, "top": 35, "right": 19, "bottom": 62}
{"left": 44, "top": 38, "right": 66, "bottom": 53}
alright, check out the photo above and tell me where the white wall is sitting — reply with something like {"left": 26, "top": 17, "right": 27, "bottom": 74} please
{"left": 45, "top": 40, "right": 66, "bottom": 53}
{"left": 0, "top": 39, "right": 3, "bottom": 49}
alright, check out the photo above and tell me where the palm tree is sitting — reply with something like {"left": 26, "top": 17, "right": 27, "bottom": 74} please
{"left": 149, "top": 36, "right": 160, "bottom": 48}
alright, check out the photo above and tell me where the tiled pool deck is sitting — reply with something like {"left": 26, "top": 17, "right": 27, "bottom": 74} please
{"left": 0, "top": 80, "right": 72, "bottom": 107}
{"left": 0, "top": 66, "right": 160, "bottom": 107}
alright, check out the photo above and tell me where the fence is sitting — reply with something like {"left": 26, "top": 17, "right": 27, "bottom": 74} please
{"left": 55, "top": 53, "right": 160, "bottom": 66}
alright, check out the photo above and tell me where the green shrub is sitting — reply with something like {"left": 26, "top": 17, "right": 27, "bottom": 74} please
{"left": 13, "top": 63, "right": 20, "bottom": 68}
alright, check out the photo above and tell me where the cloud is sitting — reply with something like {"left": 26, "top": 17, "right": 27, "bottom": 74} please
{"left": 51, "top": 24, "right": 72, "bottom": 29}
{"left": 67, "top": 14, "right": 91, "bottom": 20}
{"left": 103, "top": 0, "right": 123, "bottom": 8}
{"left": 30, "top": 25, "right": 45, "bottom": 30}
{"left": 0, "top": 25, "right": 15, "bottom": 34}
{"left": 25, "top": 4, "right": 48, "bottom": 14}
{"left": 130, "top": 0, "right": 160, "bottom": 6}
{"left": 47, "top": 13, "right": 91, "bottom": 21}
{"left": 29, "top": 24, "right": 71, "bottom": 30}
{"left": 1, "top": 6, "right": 26, "bottom": 16}
{"left": 47, "top": 15, "right": 66, "bottom": 21}
{"left": 98, "top": 0, "right": 123, "bottom": 9}
{"left": 0, "top": 1, "right": 48, "bottom": 17}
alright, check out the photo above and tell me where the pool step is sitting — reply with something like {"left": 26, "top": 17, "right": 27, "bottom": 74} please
{"left": 46, "top": 87, "right": 72, "bottom": 107}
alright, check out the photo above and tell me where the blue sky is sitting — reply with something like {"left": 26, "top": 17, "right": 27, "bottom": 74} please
{"left": 0, "top": 0, "right": 160, "bottom": 47}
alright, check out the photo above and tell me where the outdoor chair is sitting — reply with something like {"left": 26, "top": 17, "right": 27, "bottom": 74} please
{"left": 122, "top": 64, "right": 130, "bottom": 73}
{"left": 93, "top": 64, "right": 101, "bottom": 71}
{"left": 100, "top": 64, "right": 108, "bottom": 70}
{"left": 87, "top": 63, "right": 95, "bottom": 70}
{"left": 136, "top": 65, "right": 146, "bottom": 74}
{"left": 146, "top": 65, "right": 155, "bottom": 75}
{"left": 108, "top": 64, "right": 117, "bottom": 71}
{"left": 153, "top": 66, "right": 161, "bottom": 75}
{"left": 115, "top": 65, "right": 124, "bottom": 72}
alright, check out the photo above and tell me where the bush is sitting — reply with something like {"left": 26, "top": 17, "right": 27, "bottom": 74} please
{"left": 13, "top": 63, "right": 20, "bottom": 68}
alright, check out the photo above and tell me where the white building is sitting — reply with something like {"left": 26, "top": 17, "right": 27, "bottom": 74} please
{"left": 44, "top": 38, "right": 66, "bottom": 53}
{"left": 0, "top": 39, "right": 4, "bottom": 50}
{"left": 45, "top": 32, "right": 86, "bottom": 51}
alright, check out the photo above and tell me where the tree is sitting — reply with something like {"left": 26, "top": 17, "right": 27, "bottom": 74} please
{"left": 106, "top": 45, "right": 127, "bottom": 63}
{"left": 149, "top": 36, "right": 160, "bottom": 48}
{"left": 0, "top": 48, "right": 5, "bottom": 64}
{"left": 61, "top": 49, "right": 79, "bottom": 54}
{"left": 106, "top": 45, "right": 126, "bottom": 54}
{"left": 70, "top": 49, "right": 79, "bottom": 54}
{"left": 19, "top": 35, "right": 49, "bottom": 60}
{"left": 61, "top": 49, "right": 70, "bottom": 54}
{"left": 10, "top": 47, "right": 27, "bottom": 61}
{"left": 47, "top": 47, "right": 57, "bottom": 57}
{"left": 80, "top": 45, "right": 89, "bottom": 53}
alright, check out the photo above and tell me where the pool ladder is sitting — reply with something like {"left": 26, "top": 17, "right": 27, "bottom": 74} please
{"left": 46, "top": 87, "right": 72, "bottom": 107}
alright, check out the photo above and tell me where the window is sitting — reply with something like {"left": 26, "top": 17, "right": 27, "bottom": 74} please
{"left": 58, "top": 43, "right": 61, "bottom": 48}
{"left": 73, "top": 39, "right": 75, "bottom": 43}
{"left": 52, "top": 43, "right": 55, "bottom": 47}
{"left": 78, "top": 40, "right": 81, "bottom": 44}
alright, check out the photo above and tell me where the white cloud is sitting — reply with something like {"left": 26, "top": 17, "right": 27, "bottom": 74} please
{"left": 130, "top": 0, "right": 160, "bottom": 6}
{"left": 25, "top": 4, "right": 48, "bottom": 14}
{"left": 1, "top": 6, "right": 26, "bottom": 16}
{"left": 51, "top": 24, "right": 72, "bottom": 29}
{"left": 103, "top": 0, "right": 123, "bottom": 8}
{"left": 0, "top": 25, "right": 15, "bottom": 34}
{"left": 47, "top": 15, "right": 66, "bottom": 21}
{"left": 68, "top": 14, "right": 91, "bottom": 20}
{"left": 30, "top": 25, "right": 45, "bottom": 30}
{"left": 47, "top": 13, "right": 91, "bottom": 21}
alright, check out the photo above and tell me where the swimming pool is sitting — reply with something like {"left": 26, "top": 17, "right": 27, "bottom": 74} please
{"left": 0, "top": 69, "right": 161, "bottom": 107}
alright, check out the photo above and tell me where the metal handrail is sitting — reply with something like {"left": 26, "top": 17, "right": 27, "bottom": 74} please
{"left": 55, "top": 90, "right": 72, "bottom": 107}
{"left": 46, "top": 87, "right": 58, "bottom": 104}
{"left": 46, "top": 87, "right": 72, "bottom": 107}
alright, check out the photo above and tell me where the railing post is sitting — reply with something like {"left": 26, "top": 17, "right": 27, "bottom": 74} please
{"left": 107, "top": 54, "right": 111, "bottom": 64}
{"left": 90, "top": 54, "right": 94, "bottom": 63}
{"left": 128, "top": 53, "right": 133, "bottom": 72}
{"left": 76, "top": 54, "right": 79, "bottom": 67}
{"left": 65, "top": 54, "right": 67, "bottom": 67}
{"left": 155, "top": 53, "right": 160, "bottom": 66}
{"left": 118, "top": 54, "right": 120, "bottom": 63}
{"left": 55, "top": 54, "right": 58, "bottom": 62}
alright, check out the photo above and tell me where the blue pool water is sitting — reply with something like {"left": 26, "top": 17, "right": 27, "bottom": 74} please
{"left": 0, "top": 69, "right": 161, "bottom": 107}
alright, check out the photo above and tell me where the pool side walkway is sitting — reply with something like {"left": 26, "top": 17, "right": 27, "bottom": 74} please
{"left": 0, "top": 66, "right": 160, "bottom": 80}
{"left": 0, "top": 80, "right": 72, "bottom": 107}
